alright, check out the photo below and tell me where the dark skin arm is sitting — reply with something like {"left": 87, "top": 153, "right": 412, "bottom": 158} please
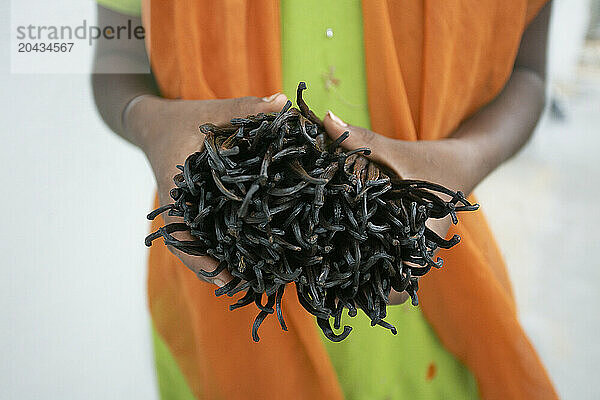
{"left": 324, "top": 2, "right": 552, "bottom": 304}
{"left": 91, "top": 7, "right": 158, "bottom": 141}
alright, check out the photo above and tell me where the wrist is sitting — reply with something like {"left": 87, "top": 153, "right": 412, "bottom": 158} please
{"left": 449, "top": 135, "right": 490, "bottom": 195}
{"left": 122, "top": 94, "right": 164, "bottom": 153}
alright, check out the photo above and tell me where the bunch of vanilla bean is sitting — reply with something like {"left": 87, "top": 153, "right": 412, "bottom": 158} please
{"left": 145, "top": 82, "right": 478, "bottom": 342}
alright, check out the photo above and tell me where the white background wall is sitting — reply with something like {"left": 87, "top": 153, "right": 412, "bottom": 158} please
{"left": 1, "top": 1, "right": 598, "bottom": 399}
{"left": 2, "top": 2, "right": 158, "bottom": 399}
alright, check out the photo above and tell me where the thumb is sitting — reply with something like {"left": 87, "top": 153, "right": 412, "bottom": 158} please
{"left": 229, "top": 93, "right": 289, "bottom": 118}
{"left": 323, "top": 110, "right": 395, "bottom": 167}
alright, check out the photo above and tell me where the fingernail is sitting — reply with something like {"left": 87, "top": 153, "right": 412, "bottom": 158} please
{"left": 262, "top": 92, "right": 282, "bottom": 102}
{"left": 327, "top": 110, "right": 347, "bottom": 127}
{"left": 213, "top": 278, "right": 226, "bottom": 287}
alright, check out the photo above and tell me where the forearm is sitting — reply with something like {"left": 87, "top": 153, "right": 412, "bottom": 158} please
{"left": 452, "top": 67, "right": 546, "bottom": 191}
{"left": 92, "top": 73, "right": 158, "bottom": 145}
{"left": 452, "top": 1, "right": 551, "bottom": 193}
{"left": 91, "top": 5, "right": 158, "bottom": 147}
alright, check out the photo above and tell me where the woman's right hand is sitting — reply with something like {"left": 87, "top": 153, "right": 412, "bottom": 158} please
{"left": 125, "top": 93, "right": 288, "bottom": 287}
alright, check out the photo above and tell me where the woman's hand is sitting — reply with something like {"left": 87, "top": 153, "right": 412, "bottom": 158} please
{"left": 324, "top": 111, "right": 480, "bottom": 194}
{"left": 323, "top": 111, "right": 480, "bottom": 305}
{"left": 125, "top": 93, "right": 288, "bottom": 287}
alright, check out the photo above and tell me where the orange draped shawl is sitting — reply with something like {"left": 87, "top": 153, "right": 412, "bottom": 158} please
{"left": 143, "top": 1, "right": 558, "bottom": 399}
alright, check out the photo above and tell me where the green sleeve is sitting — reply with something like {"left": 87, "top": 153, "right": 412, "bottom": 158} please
{"left": 97, "top": 0, "right": 141, "bottom": 17}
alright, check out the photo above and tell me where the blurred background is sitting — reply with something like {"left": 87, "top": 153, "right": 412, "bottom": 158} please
{"left": 1, "top": 1, "right": 598, "bottom": 399}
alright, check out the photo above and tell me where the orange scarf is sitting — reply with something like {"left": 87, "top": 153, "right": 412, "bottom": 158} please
{"left": 143, "top": 1, "right": 557, "bottom": 399}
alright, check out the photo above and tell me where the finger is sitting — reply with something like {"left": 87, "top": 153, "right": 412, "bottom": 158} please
{"left": 193, "top": 93, "right": 289, "bottom": 125}
{"left": 168, "top": 247, "right": 234, "bottom": 287}
{"left": 161, "top": 214, "right": 234, "bottom": 287}
{"left": 389, "top": 289, "right": 410, "bottom": 305}
{"left": 323, "top": 110, "right": 395, "bottom": 167}
{"left": 226, "top": 93, "right": 289, "bottom": 119}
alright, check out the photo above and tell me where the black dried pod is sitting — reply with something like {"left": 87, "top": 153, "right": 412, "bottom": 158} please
{"left": 145, "top": 82, "right": 479, "bottom": 342}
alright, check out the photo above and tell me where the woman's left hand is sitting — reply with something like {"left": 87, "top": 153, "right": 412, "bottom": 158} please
{"left": 323, "top": 111, "right": 480, "bottom": 305}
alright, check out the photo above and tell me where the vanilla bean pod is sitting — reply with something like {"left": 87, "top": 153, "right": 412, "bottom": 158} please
{"left": 145, "top": 82, "right": 478, "bottom": 342}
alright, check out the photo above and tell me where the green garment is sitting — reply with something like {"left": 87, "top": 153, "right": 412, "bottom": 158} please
{"left": 280, "top": 2, "right": 478, "bottom": 399}
{"left": 97, "top": 0, "right": 140, "bottom": 17}
{"left": 99, "top": 0, "right": 479, "bottom": 398}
